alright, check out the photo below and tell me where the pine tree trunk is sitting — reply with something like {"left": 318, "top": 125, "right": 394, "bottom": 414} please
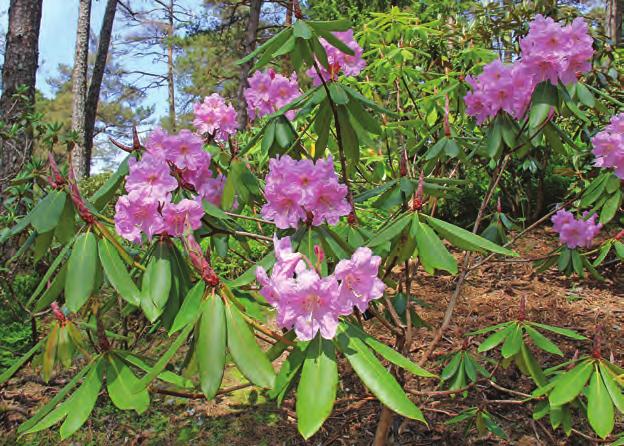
{"left": 167, "top": 0, "right": 176, "bottom": 131}
{"left": 84, "top": 0, "right": 118, "bottom": 168}
{"left": 607, "top": 0, "right": 623, "bottom": 46}
{"left": 0, "top": 0, "right": 43, "bottom": 190}
{"left": 236, "top": 0, "right": 262, "bottom": 129}
{"left": 70, "top": 0, "right": 92, "bottom": 179}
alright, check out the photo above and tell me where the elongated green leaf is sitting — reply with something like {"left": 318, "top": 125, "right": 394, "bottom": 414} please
{"left": 501, "top": 324, "right": 522, "bottom": 358}
{"left": 33, "top": 262, "right": 68, "bottom": 312}
{"left": 115, "top": 351, "right": 193, "bottom": 389}
{"left": 31, "top": 191, "right": 67, "bottom": 234}
{"left": 599, "top": 363, "right": 624, "bottom": 413}
{"left": 197, "top": 296, "right": 226, "bottom": 399}
{"left": 425, "top": 215, "right": 517, "bottom": 257}
{"left": 297, "top": 336, "right": 338, "bottom": 439}
{"left": 65, "top": 232, "right": 98, "bottom": 313}
{"left": 59, "top": 359, "right": 104, "bottom": 439}
{"left": 478, "top": 324, "right": 514, "bottom": 353}
{"left": 367, "top": 213, "right": 411, "bottom": 247}
{"left": 168, "top": 281, "right": 206, "bottom": 335}
{"left": 336, "top": 326, "right": 426, "bottom": 423}
{"left": 98, "top": 238, "right": 140, "bottom": 306}
{"left": 588, "top": 367, "right": 615, "bottom": 439}
{"left": 520, "top": 343, "right": 547, "bottom": 387}
{"left": 308, "top": 19, "right": 351, "bottom": 32}
{"left": 54, "top": 197, "right": 76, "bottom": 244}
{"left": 141, "top": 241, "right": 172, "bottom": 321}
{"left": 106, "top": 353, "right": 149, "bottom": 413}
{"left": 529, "top": 82, "right": 557, "bottom": 128}
{"left": 313, "top": 27, "right": 355, "bottom": 56}
{"left": 227, "top": 251, "right": 275, "bottom": 288}
{"left": 347, "top": 323, "right": 435, "bottom": 377}
{"left": 238, "top": 27, "right": 292, "bottom": 65}
{"left": 27, "top": 236, "right": 75, "bottom": 307}
{"left": 525, "top": 325, "right": 563, "bottom": 356}
{"left": 225, "top": 303, "right": 275, "bottom": 388}
{"left": 549, "top": 360, "right": 593, "bottom": 407}
{"left": 336, "top": 105, "right": 359, "bottom": 164}
{"left": 529, "top": 322, "right": 586, "bottom": 340}
{"left": 600, "top": 191, "right": 621, "bottom": 224}
{"left": 269, "top": 343, "right": 307, "bottom": 404}
{"left": 413, "top": 220, "right": 457, "bottom": 274}
{"left": 441, "top": 352, "right": 462, "bottom": 381}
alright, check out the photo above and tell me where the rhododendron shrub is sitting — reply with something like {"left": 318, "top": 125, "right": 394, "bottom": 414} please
{"left": 2, "top": 9, "right": 623, "bottom": 445}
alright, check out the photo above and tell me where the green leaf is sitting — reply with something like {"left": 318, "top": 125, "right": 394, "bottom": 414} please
{"left": 31, "top": 191, "right": 67, "bottom": 234}
{"left": 238, "top": 27, "right": 292, "bottom": 65}
{"left": 57, "top": 325, "right": 73, "bottom": 369}
{"left": 529, "top": 82, "right": 557, "bottom": 128}
{"left": 615, "top": 241, "right": 624, "bottom": 260}
{"left": 478, "top": 324, "right": 513, "bottom": 353}
{"left": 600, "top": 191, "right": 621, "bottom": 224}
{"left": 520, "top": 343, "right": 547, "bottom": 387}
{"left": 313, "top": 100, "right": 332, "bottom": 156}
{"left": 336, "top": 325, "right": 426, "bottom": 424}
{"left": 558, "top": 248, "right": 571, "bottom": 272}
{"left": 441, "top": 352, "right": 462, "bottom": 381}
{"left": 588, "top": 367, "right": 615, "bottom": 439}
{"left": 599, "top": 363, "right": 624, "bottom": 413}
{"left": 34, "top": 263, "right": 68, "bottom": 312}
{"left": 328, "top": 83, "right": 349, "bottom": 105}
{"left": 501, "top": 324, "right": 522, "bottom": 358}
{"left": 576, "top": 83, "right": 595, "bottom": 107}
{"left": 336, "top": 105, "right": 359, "bottom": 164}
{"left": 225, "top": 303, "right": 275, "bottom": 388}
{"left": 312, "top": 27, "right": 355, "bottom": 56}
{"left": 197, "top": 296, "right": 226, "bottom": 399}
{"left": 59, "top": 359, "right": 104, "bottom": 439}
{"left": 346, "top": 95, "right": 382, "bottom": 135}
{"left": 528, "top": 322, "right": 586, "bottom": 340}
{"left": 116, "top": 351, "right": 193, "bottom": 389}
{"left": 525, "top": 325, "right": 563, "bottom": 356}
{"left": 106, "top": 354, "right": 149, "bottom": 414}
{"left": 347, "top": 323, "right": 435, "bottom": 377}
{"left": 98, "top": 238, "right": 140, "bottom": 307}
{"left": 307, "top": 19, "right": 352, "bottom": 32}
{"left": 33, "top": 230, "right": 54, "bottom": 262}
{"left": 65, "top": 232, "right": 98, "bottom": 313}
{"left": 141, "top": 241, "right": 172, "bottom": 321}
{"left": 54, "top": 197, "right": 76, "bottom": 244}
{"left": 293, "top": 21, "right": 313, "bottom": 39}
{"left": 91, "top": 156, "right": 130, "bottom": 210}
{"left": 413, "top": 220, "right": 458, "bottom": 274}
{"left": 367, "top": 213, "right": 411, "bottom": 247}
{"left": 168, "top": 281, "right": 206, "bottom": 335}
{"left": 424, "top": 215, "right": 518, "bottom": 257}
{"left": 549, "top": 360, "right": 593, "bottom": 407}
{"left": 296, "top": 337, "right": 338, "bottom": 439}
{"left": 486, "top": 120, "right": 503, "bottom": 158}
{"left": 227, "top": 251, "right": 276, "bottom": 288}
{"left": 269, "top": 343, "right": 306, "bottom": 404}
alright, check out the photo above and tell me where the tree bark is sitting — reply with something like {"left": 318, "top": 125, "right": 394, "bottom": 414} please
{"left": 607, "top": 0, "right": 623, "bottom": 46}
{"left": 70, "top": 0, "right": 92, "bottom": 179}
{"left": 0, "top": 0, "right": 43, "bottom": 190}
{"left": 166, "top": 0, "right": 176, "bottom": 131}
{"left": 84, "top": 0, "right": 118, "bottom": 170}
{"left": 236, "top": 0, "right": 262, "bottom": 129}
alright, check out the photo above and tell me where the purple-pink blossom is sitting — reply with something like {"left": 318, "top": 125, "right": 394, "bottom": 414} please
{"left": 260, "top": 155, "right": 350, "bottom": 229}
{"left": 592, "top": 113, "right": 624, "bottom": 178}
{"left": 256, "top": 236, "right": 385, "bottom": 341}
{"left": 115, "top": 191, "right": 164, "bottom": 244}
{"left": 551, "top": 209, "right": 602, "bottom": 249}
{"left": 193, "top": 93, "right": 239, "bottom": 141}
{"left": 306, "top": 29, "right": 366, "bottom": 86}
{"left": 162, "top": 199, "right": 204, "bottom": 237}
{"left": 464, "top": 15, "right": 593, "bottom": 124}
{"left": 244, "top": 69, "right": 301, "bottom": 121}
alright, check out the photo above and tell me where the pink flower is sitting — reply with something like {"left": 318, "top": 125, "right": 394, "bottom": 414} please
{"left": 125, "top": 153, "right": 177, "bottom": 201}
{"left": 592, "top": 113, "right": 624, "bottom": 178}
{"left": 244, "top": 69, "right": 300, "bottom": 121}
{"left": 162, "top": 199, "right": 204, "bottom": 237}
{"left": 114, "top": 191, "right": 164, "bottom": 243}
{"left": 165, "top": 130, "right": 205, "bottom": 170}
{"left": 193, "top": 93, "right": 239, "bottom": 142}
{"left": 145, "top": 128, "right": 170, "bottom": 159}
{"left": 552, "top": 209, "right": 602, "bottom": 249}
{"left": 464, "top": 15, "right": 593, "bottom": 124}
{"left": 196, "top": 174, "right": 227, "bottom": 206}
{"left": 334, "top": 247, "right": 386, "bottom": 313}
{"left": 306, "top": 29, "right": 366, "bottom": 85}
{"left": 260, "top": 155, "right": 350, "bottom": 229}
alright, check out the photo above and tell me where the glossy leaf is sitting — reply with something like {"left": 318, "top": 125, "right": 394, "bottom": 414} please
{"left": 65, "top": 232, "right": 98, "bottom": 313}
{"left": 98, "top": 238, "right": 140, "bottom": 306}
{"left": 587, "top": 367, "right": 614, "bottom": 439}
{"left": 106, "top": 353, "right": 149, "bottom": 414}
{"left": 197, "top": 296, "right": 226, "bottom": 399}
{"left": 31, "top": 191, "right": 67, "bottom": 234}
{"left": 549, "top": 360, "right": 593, "bottom": 407}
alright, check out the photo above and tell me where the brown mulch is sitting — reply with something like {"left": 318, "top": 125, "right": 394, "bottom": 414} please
{"left": 1, "top": 229, "right": 622, "bottom": 445}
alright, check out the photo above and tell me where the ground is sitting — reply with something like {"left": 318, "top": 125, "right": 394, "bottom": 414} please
{"left": 1, "top": 228, "right": 622, "bottom": 445}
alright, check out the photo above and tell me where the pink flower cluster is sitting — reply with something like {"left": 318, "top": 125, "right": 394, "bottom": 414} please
{"left": 256, "top": 236, "right": 385, "bottom": 340}
{"left": 592, "top": 113, "right": 624, "bottom": 178}
{"left": 260, "top": 155, "right": 351, "bottom": 229}
{"left": 244, "top": 69, "right": 301, "bottom": 121}
{"left": 193, "top": 93, "right": 238, "bottom": 142}
{"left": 465, "top": 15, "right": 593, "bottom": 124}
{"left": 114, "top": 128, "right": 227, "bottom": 244}
{"left": 551, "top": 209, "right": 602, "bottom": 249}
{"left": 306, "top": 29, "right": 366, "bottom": 86}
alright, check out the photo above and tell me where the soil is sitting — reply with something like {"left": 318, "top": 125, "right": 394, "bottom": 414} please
{"left": 1, "top": 228, "right": 622, "bottom": 445}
